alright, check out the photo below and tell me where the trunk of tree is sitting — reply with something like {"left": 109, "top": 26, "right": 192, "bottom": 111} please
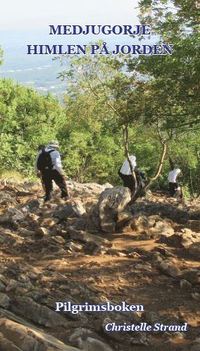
{"left": 169, "top": 156, "right": 174, "bottom": 170}
{"left": 189, "top": 168, "right": 195, "bottom": 198}
{"left": 145, "top": 141, "right": 167, "bottom": 190}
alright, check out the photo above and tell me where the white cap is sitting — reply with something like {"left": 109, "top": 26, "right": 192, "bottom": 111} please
{"left": 48, "top": 140, "right": 59, "bottom": 148}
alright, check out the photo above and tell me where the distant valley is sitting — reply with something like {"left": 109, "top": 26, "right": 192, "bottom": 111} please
{"left": 0, "top": 29, "right": 138, "bottom": 97}
{"left": 0, "top": 30, "right": 71, "bottom": 97}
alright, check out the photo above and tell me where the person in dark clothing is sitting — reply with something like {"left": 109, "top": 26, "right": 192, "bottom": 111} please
{"left": 118, "top": 155, "right": 137, "bottom": 192}
{"left": 36, "top": 141, "right": 69, "bottom": 202}
{"left": 168, "top": 167, "right": 181, "bottom": 197}
{"left": 118, "top": 155, "right": 146, "bottom": 195}
{"left": 118, "top": 172, "right": 135, "bottom": 192}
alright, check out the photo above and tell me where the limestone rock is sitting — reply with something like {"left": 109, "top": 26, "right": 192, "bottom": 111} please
{"left": 54, "top": 200, "right": 86, "bottom": 220}
{"left": 97, "top": 186, "right": 131, "bottom": 233}
{"left": 149, "top": 220, "right": 174, "bottom": 237}
{"left": 130, "top": 215, "right": 149, "bottom": 232}
{"left": 130, "top": 215, "right": 174, "bottom": 238}
{"left": 157, "top": 260, "right": 181, "bottom": 278}
{"left": 68, "top": 227, "right": 111, "bottom": 247}
{"left": 0, "top": 317, "right": 81, "bottom": 351}
{"left": 0, "top": 293, "right": 10, "bottom": 308}
{"left": 158, "top": 229, "right": 200, "bottom": 249}
{"left": 116, "top": 210, "right": 133, "bottom": 230}
{"left": 66, "top": 181, "right": 113, "bottom": 197}
{"left": 10, "top": 296, "right": 68, "bottom": 328}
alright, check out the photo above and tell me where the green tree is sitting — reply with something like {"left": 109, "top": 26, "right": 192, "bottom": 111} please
{"left": 58, "top": 53, "right": 146, "bottom": 189}
{"left": 0, "top": 79, "right": 66, "bottom": 176}
{"left": 126, "top": 0, "right": 200, "bottom": 192}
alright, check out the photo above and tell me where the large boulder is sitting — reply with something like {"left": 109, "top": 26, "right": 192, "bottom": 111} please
{"left": 54, "top": 200, "right": 86, "bottom": 220}
{"left": 157, "top": 259, "right": 181, "bottom": 278}
{"left": 97, "top": 186, "right": 131, "bottom": 233}
{"left": 10, "top": 296, "right": 68, "bottom": 328}
{"left": 158, "top": 229, "right": 200, "bottom": 248}
{"left": 0, "top": 317, "right": 81, "bottom": 351}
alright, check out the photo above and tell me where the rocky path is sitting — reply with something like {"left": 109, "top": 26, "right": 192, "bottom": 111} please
{"left": 0, "top": 180, "right": 199, "bottom": 351}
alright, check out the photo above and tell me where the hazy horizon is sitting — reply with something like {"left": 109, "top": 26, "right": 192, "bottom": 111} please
{"left": 0, "top": 0, "right": 140, "bottom": 95}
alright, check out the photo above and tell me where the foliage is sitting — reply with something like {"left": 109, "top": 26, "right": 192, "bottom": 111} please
{"left": 0, "top": 79, "right": 66, "bottom": 176}
{"left": 135, "top": 0, "right": 200, "bottom": 131}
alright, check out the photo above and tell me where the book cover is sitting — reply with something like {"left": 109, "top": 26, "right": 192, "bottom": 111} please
{"left": 0, "top": 1, "right": 199, "bottom": 351}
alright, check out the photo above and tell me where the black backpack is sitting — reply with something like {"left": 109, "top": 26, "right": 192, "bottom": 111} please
{"left": 37, "top": 149, "right": 54, "bottom": 171}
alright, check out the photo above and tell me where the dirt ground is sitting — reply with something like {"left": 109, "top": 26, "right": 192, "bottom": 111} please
{"left": 0, "top": 181, "right": 200, "bottom": 351}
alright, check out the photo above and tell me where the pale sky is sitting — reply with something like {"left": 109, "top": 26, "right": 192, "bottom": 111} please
{"left": 1, "top": 0, "right": 139, "bottom": 30}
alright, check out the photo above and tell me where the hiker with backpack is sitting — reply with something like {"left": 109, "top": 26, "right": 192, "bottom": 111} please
{"left": 36, "top": 141, "right": 69, "bottom": 202}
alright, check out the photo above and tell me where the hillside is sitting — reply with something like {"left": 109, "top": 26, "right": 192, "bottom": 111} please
{"left": 0, "top": 180, "right": 199, "bottom": 351}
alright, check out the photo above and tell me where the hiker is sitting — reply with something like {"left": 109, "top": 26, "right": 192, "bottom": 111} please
{"left": 168, "top": 167, "right": 181, "bottom": 196}
{"left": 36, "top": 141, "right": 69, "bottom": 202}
{"left": 118, "top": 155, "right": 137, "bottom": 192}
